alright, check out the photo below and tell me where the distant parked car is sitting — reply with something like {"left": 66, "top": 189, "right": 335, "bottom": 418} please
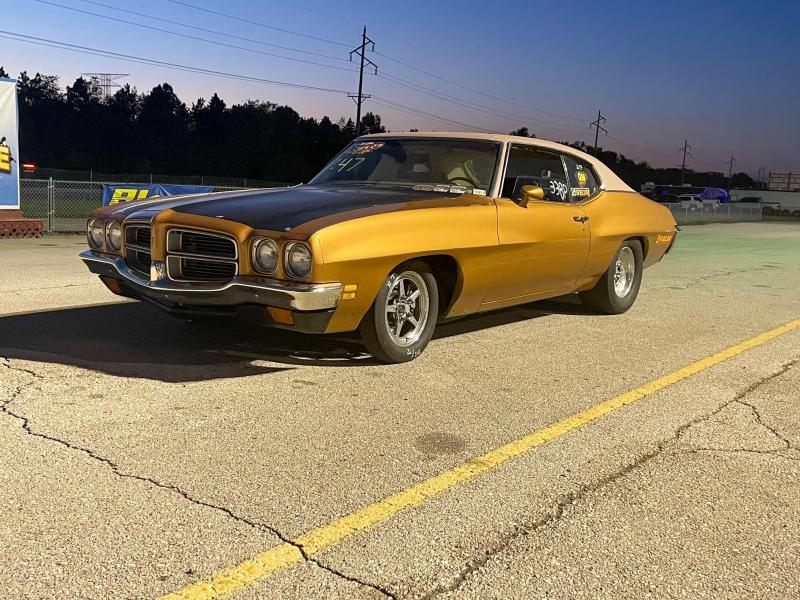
{"left": 735, "top": 196, "right": 781, "bottom": 210}
{"left": 679, "top": 194, "right": 718, "bottom": 210}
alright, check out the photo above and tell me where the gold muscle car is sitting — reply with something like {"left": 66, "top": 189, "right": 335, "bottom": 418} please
{"left": 81, "top": 132, "right": 678, "bottom": 363}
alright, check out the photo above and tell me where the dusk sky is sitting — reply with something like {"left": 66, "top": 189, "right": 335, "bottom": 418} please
{"left": 3, "top": 0, "right": 799, "bottom": 175}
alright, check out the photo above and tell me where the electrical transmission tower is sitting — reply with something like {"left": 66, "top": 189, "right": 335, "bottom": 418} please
{"left": 679, "top": 140, "right": 693, "bottom": 185}
{"left": 348, "top": 26, "right": 378, "bottom": 136}
{"left": 590, "top": 110, "right": 607, "bottom": 156}
{"left": 81, "top": 73, "right": 129, "bottom": 97}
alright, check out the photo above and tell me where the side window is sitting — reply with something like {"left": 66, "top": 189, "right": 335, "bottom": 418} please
{"left": 501, "top": 144, "right": 569, "bottom": 203}
{"left": 562, "top": 155, "right": 601, "bottom": 201}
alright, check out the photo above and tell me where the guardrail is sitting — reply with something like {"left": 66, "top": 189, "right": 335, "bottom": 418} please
{"left": 19, "top": 179, "right": 282, "bottom": 233}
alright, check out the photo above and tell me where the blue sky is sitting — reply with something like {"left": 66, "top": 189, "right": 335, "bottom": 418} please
{"left": 2, "top": 0, "right": 799, "bottom": 174}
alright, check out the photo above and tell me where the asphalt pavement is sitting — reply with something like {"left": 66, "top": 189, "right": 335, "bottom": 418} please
{"left": 1, "top": 222, "right": 799, "bottom": 599}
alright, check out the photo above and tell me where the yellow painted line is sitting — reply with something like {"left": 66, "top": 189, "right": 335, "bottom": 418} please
{"left": 160, "top": 318, "right": 800, "bottom": 600}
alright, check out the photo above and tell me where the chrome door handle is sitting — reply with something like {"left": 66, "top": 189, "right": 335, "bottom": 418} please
{"left": 573, "top": 215, "right": 589, "bottom": 223}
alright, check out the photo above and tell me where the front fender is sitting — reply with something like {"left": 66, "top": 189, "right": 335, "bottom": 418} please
{"left": 314, "top": 201, "right": 498, "bottom": 332}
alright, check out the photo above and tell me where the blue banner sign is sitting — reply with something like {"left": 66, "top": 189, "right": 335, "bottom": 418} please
{"left": 0, "top": 78, "right": 20, "bottom": 209}
{"left": 102, "top": 183, "right": 213, "bottom": 206}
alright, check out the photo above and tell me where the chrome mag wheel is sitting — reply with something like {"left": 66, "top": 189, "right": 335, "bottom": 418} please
{"left": 384, "top": 271, "right": 430, "bottom": 347}
{"left": 613, "top": 246, "right": 635, "bottom": 298}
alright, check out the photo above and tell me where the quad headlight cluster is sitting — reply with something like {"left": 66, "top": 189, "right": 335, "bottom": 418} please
{"left": 251, "top": 238, "right": 313, "bottom": 279}
{"left": 87, "top": 218, "right": 123, "bottom": 252}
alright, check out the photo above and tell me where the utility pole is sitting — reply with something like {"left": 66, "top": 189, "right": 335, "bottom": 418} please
{"left": 726, "top": 155, "right": 736, "bottom": 190}
{"left": 349, "top": 26, "right": 377, "bottom": 136}
{"left": 678, "top": 140, "right": 693, "bottom": 185}
{"left": 589, "top": 110, "right": 607, "bottom": 156}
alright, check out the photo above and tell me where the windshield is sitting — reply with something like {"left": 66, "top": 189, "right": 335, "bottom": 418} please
{"left": 309, "top": 138, "right": 500, "bottom": 195}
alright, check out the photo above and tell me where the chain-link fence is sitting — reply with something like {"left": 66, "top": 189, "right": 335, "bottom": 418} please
{"left": 20, "top": 180, "right": 765, "bottom": 233}
{"left": 662, "top": 202, "right": 763, "bottom": 224}
{"left": 19, "top": 179, "right": 285, "bottom": 233}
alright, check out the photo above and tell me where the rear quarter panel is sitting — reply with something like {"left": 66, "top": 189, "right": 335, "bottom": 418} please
{"left": 577, "top": 191, "right": 677, "bottom": 290}
{"left": 313, "top": 199, "right": 499, "bottom": 333}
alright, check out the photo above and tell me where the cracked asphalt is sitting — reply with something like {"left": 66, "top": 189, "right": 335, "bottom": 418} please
{"left": 1, "top": 222, "right": 799, "bottom": 599}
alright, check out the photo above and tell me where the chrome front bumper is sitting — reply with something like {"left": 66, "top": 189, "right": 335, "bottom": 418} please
{"left": 80, "top": 250, "right": 342, "bottom": 311}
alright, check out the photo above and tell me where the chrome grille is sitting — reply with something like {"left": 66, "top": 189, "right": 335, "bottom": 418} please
{"left": 180, "top": 258, "right": 237, "bottom": 280}
{"left": 124, "top": 224, "right": 152, "bottom": 276}
{"left": 178, "top": 231, "right": 236, "bottom": 258}
{"left": 165, "top": 228, "right": 238, "bottom": 282}
{"left": 167, "top": 229, "right": 237, "bottom": 259}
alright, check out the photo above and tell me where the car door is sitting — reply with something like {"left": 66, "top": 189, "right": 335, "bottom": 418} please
{"left": 483, "top": 144, "right": 591, "bottom": 304}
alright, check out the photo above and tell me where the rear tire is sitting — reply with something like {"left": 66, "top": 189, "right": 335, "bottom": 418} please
{"left": 359, "top": 261, "right": 439, "bottom": 363}
{"left": 580, "top": 240, "right": 643, "bottom": 314}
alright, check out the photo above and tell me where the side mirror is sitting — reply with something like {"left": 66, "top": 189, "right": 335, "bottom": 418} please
{"left": 519, "top": 184, "right": 544, "bottom": 207}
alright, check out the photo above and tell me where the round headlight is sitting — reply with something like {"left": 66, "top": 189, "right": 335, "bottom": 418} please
{"left": 106, "top": 222, "right": 122, "bottom": 251}
{"left": 87, "top": 219, "right": 105, "bottom": 248}
{"left": 253, "top": 238, "right": 278, "bottom": 274}
{"left": 286, "top": 242, "right": 312, "bottom": 278}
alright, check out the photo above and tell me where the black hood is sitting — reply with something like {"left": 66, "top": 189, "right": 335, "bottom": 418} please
{"left": 165, "top": 184, "right": 454, "bottom": 231}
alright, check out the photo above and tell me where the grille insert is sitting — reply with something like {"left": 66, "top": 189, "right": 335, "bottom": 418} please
{"left": 168, "top": 229, "right": 237, "bottom": 259}
{"left": 180, "top": 258, "right": 236, "bottom": 281}
{"left": 165, "top": 228, "right": 238, "bottom": 283}
{"left": 124, "top": 224, "right": 152, "bottom": 276}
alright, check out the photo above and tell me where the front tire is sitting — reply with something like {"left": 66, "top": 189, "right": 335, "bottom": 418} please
{"left": 580, "top": 240, "right": 643, "bottom": 314}
{"left": 359, "top": 261, "right": 439, "bottom": 363}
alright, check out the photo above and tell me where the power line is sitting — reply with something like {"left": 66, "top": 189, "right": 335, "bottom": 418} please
{"left": 349, "top": 26, "right": 377, "bottom": 136}
{"left": 72, "top": 0, "right": 350, "bottom": 62}
{"left": 370, "top": 96, "right": 496, "bottom": 133}
{"left": 57, "top": 0, "right": 587, "bottom": 138}
{"left": 374, "top": 50, "right": 587, "bottom": 123}
{"left": 590, "top": 110, "right": 607, "bottom": 156}
{"left": 374, "top": 71, "right": 590, "bottom": 137}
{"left": 36, "top": 0, "right": 357, "bottom": 73}
{"left": 164, "top": 0, "right": 588, "bottom": 125}
{"left": 0, "top": 30, "right": 354, "bottom": 95}
{"left": 165, "top": 0, "right": 351, "bottom": 47}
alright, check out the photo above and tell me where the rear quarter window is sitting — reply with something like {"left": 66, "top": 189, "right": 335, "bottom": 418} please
{"left": 562, "top": 155, "right": 601, "bottom": 201}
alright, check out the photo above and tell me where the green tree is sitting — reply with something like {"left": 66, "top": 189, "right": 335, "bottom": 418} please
{"left": 360, "top": 112, "right": 386, "bottom": 134}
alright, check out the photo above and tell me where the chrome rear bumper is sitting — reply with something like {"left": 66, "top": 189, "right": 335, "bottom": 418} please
{"left": 80, "top": 250, "right": 342, "bottom": 311}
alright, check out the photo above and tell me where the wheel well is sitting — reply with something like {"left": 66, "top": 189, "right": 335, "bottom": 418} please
{"left": 403, "top": 254, "right": 460, "bottom": 314}
{"left": 625, "top": 236, "right": 649, "bottom": 260}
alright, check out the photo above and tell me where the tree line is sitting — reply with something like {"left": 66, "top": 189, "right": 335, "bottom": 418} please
{"left": 1, "top": 66, "right": 754, "bottom": 189}
{"left": 1, "top": 67, "right": 385, "bottom": 183}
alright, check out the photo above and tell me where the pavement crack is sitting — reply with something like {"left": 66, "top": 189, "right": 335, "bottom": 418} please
{"left": 667, "top": 265, "right": 770, "bottom": 290}
{"left": 422, "top": 357, "right": 799, "bottom": 599}
{"left": 309, "top": 557, "right": 397, "bottom": 599}
{"left": 1, "top": 357, "right": 395, "bottom": 597}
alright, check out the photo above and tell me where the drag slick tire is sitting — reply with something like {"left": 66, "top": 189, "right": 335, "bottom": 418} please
{"left": 359, "top": 261, "right": 439, "bottom": 363}
{"left": 580, "top": 240, "right": 643, "bottom": 314}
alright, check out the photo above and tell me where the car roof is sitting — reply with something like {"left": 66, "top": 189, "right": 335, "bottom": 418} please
{"left": 359, "top": 131, "right": 634, "bottom": 193}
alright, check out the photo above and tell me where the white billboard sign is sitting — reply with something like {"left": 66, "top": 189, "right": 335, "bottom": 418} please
{"left": 0, "top": 78, "right": 21, "bottom": 210}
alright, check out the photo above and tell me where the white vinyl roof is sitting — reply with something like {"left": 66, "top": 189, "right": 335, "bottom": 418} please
{"left": 360, "top": 131, "right": 634, "bottom": 193}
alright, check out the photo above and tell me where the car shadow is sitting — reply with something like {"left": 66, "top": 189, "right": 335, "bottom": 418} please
{"left": 0, "top": 295, "right": 594, "bottom": 381}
